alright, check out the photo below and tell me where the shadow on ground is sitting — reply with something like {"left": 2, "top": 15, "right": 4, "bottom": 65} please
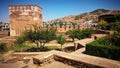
{"left": 64, "top": 46, "right": 75, "bottom": 52}
{"left": 24, "top": 47, "right": 60, "bottom": 52}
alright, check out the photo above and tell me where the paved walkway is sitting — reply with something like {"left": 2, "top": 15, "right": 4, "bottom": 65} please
{"left": 71, "top": 34, "right": 120, "bottom": 68}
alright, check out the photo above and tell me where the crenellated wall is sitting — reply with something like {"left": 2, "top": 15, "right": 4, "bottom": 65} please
{"left": 9, "top": 5, "right": 42, "bottom": 36}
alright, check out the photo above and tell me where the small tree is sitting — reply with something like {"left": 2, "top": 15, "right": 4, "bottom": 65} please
{"left": 66, "top": 29, "right": 77, "bottom": 50}
{"left": 34, "top": 27, "right": 56, "bottom": 48}
{"left": 67, "top": 29, "right": 94, "bottom": 50}
{"left": 67, "top": 29, "right": 76, "bottom": 42}
{"left": 19, "top": 26, "right": 56, "bottom": 49}
{"left": 98, "top": 20, "right": 108, "bottom": 30}
{"left": 56, "top": 35, "right": 66, "bottom": 50}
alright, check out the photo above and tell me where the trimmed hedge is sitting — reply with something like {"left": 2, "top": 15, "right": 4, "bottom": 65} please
{"left": 0, "top": 42, "right": 7, "bottom": 54}
{"left": 86, "top": 38, "right": 120, "bottom": 60}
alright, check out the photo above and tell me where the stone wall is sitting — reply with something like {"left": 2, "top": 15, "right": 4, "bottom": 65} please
{"left": 9, "top": 5, "right": 42, "bottom": 36}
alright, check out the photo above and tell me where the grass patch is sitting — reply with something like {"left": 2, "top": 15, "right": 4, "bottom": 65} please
{"left": 10, "top": 44, "right": 36, "bottom": 52}
{"left": 10, "top": 44, "right": 59, "bottom": 52}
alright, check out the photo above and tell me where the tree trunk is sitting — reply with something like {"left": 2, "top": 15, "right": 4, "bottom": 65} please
{"left": 74, "top": 42, "right": 76, "bottom": 50}
{"left": 61, "top": 44, "right": 62, "bottom": 51}
{"left": 72, "top": 38, "right": 76, "bottom": 51}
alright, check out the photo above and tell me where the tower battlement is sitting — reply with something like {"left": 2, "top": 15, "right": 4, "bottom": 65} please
{"left": 9, "top": 5, "right": 42, "bottom": 36}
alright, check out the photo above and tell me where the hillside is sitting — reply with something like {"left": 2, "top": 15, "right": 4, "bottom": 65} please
{"left": 47, "top": 9, "right": 110, "bottom": 24}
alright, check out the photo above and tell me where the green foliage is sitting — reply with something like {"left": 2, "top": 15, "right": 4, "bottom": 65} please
{"left": 56, "top": 35, "right": 66, "bottom": 50}
{"left": 105, "top": 15, "right": 120, "bottom": 23}
{"left": 66, "top": 29, "right": 76, "bottom": 42}
{"left": 24, "top": 27, "right": 56, "bottom": 48}
{"left": 76, "top": 29, "right": 94, "bottom": 40}
{"left": 10, "top": 44, "right": 36, "bottom": 52}
{"left": 107, "top": 32, "right": 120, "bottom": 47}
{"left": 98, "top": 20, "right": 108, "bottom": 30}
{"left": 16, "top": 35, "right": 26, "bottom": 44}
{"left": 67, "top": 29, "right": 94, "bottom": 41}
{"left": 113, "top": 21, "right": 120, "bottom": 32}
{"left": 86, "top": 37, "right": 120, "bottom": 60}
{"left": 16, "top": 26, "right": 56, "bottom": 49}
{"left": 56, "top": 35, "right": 66, "bottom": 45}
{"left": 0, "top": 42, "right": 7, "bottom": 53}
{"left": 16, "top": 30, "right": 33, "bottom": 44}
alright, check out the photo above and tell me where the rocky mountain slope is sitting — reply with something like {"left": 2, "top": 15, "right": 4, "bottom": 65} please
{"left": 47, "top": 9, "right": 110, "bottom": 24}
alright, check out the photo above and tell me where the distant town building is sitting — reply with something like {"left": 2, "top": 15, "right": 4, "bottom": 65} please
{"left": 0, "top": 22, "right": 10, "bottom": 31}
{"left": 9, "top": 5, "right": 42, "bottom": 36}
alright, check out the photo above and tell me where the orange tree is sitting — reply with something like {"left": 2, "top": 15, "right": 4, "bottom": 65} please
{"left": 16, "top": 27, "right": 56, "bottom": 49}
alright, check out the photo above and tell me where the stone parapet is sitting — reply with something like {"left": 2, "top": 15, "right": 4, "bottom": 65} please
{"left": 9, "top": 5, "right": 42, "bottom": 36}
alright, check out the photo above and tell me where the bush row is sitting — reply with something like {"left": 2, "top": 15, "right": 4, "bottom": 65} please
{"left": 86, "top": 37, "right": 120, "bottom": 60}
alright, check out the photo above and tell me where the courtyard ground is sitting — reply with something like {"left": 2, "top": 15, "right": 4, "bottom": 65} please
{"left": 0, "top": 34, "right": 120, "bottom": 68}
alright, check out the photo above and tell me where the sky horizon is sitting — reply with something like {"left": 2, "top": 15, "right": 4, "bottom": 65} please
{"left": 0, "top": 0, "right": 120, "bottom": 23}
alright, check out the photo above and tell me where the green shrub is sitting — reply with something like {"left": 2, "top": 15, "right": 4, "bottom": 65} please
{"left": 108, "top": 32, "right": 120, "bottom": 47}
{"left": 67, "top": 28, "right": 94, "bottom": 41}
{"left": 98, "top": 20, "right": 108, "bottom": 30}
{"left": 16, "top": 36, "right": 26, "bottom": 44}
{"left": 0, "top": 42, "right": 7, "bottom": 53}
{"left": 86, "top": 38, "right": 120, "bottom": 60}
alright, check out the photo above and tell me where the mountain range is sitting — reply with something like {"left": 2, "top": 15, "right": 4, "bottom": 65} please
{"left": 47, "top": 9, "right": 110, "bottom": 24}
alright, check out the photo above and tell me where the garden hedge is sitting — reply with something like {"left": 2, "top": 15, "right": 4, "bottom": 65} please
{"left": 86, "top": 40, "right": 120, "bottom": 60}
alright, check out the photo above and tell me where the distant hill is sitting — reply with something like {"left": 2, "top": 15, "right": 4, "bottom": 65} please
{"left": 90, "top": 9, "right": 109, "bottom": 15}
{"left": 47, "top": 9, "right": 110, "bottom": 24}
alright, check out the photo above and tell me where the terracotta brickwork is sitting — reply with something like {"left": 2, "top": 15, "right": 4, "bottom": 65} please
{"left": 9, "top": 5, "right": 42, "bottom": 36}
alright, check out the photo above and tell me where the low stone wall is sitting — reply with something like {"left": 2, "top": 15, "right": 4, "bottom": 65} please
{"left": 33, "top": 50, "right": 103, "bottom": 68}
{"left": 54, "top": 55, "right": 102, "bottom": 68}
{"left": 33, "top": 54, "right": 54, "bottom": 66}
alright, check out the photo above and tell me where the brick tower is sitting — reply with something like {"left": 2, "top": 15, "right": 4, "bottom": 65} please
{"left": 9, "top": 5, "right": 42, "bottom": 36}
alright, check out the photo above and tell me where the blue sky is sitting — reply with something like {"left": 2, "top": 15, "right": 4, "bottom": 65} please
{"left": 0, "top": 0, "right": 120, "bottom": 22}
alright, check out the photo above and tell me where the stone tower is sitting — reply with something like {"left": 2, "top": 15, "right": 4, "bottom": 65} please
{"left": 9, "top": 5, "right": 42, "bottom": 36}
